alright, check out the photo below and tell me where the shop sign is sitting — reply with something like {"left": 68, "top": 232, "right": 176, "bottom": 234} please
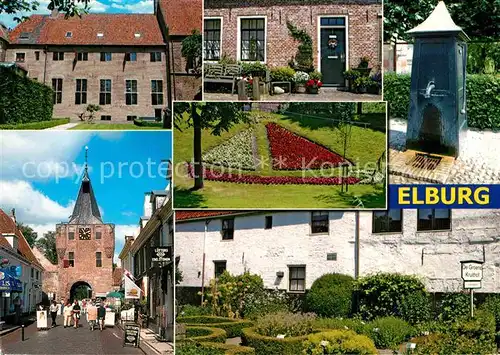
{"left": 151, "top": 247, "right": 171, "bottom": 263}
{"left": 123, "top": 323, "right": 140, "bottom": 347}
{"left": 461, "top": 260, "right": 483, "bottom": 281}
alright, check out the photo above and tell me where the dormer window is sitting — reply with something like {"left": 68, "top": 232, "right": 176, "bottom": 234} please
{"left": 19, "top": 32, "right": 29, "bottom": 39}
{"left": 65, "top": 31, "right": 72, "bottom": 38}
{"left": 134, "top": 33, "right": 141, "bottom": 38}
{"left": 97, "top": 33, "right": 104, "bottom": 38}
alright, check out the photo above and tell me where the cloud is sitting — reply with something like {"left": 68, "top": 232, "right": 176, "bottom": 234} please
{"left": 111, "top": 0, "right": 153, "bottom": 13}
{"left": 0, "top": 180, "right": 75, "bottom": 225}
{"left": 121, "top": 211, "right": 137, "bottom": 217}
{"left": 88, "top": 0, "right": 109, "bottom": 12}
{"left": 114, "top": 224, "right": 139, "bottom": 262}
{"left": 0, "top": 131, "right": 90, "bottom": 181}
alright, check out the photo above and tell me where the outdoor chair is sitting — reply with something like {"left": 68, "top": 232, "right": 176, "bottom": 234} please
{"left": 204, "top": 63, "right": 241, "bottom": 95}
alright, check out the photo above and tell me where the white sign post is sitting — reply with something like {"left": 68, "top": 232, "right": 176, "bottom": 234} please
{"left": 461, "top": 260, "right": 484, "bottom": 318}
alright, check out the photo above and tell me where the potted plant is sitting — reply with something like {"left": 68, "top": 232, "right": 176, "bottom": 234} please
{"left": 306, "top": 79, "right": 323, "bottom": 94}
{"left": 293, "top": 71, "right": 309, "bottom": 93}
{"left": 353, "top": 76, "right": 370, "bottom": 94}
{"left": 343, "top": 70, "right": 359, "bottom": 92}
{"left": 354, "top": 56, "right": 372, "bottom": 77}
{"left": 368, "top": 72, "right": 382, "bottom": 94}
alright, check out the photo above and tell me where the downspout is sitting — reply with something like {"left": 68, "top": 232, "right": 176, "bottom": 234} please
{"left": 170, "top": 38, "right": 177, "bottom": 100}
{"left": 200, "top": 220, "right": 210, "bottom": 306}
{"left": 354, "top": 211, "right": 360, "bottom": 279}
{"left": 164, "top": 32, "right": 173, "bottom": 129}
{"left": 43, "top": 46, "right": 48, "bottom": 84}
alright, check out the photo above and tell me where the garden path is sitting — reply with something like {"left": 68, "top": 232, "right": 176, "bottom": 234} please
{"left": 44, "top": 122, "right": 79, "bottom": 130}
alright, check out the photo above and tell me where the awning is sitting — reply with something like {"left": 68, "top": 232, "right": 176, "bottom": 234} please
{"left": 0, "top": 270, "right": 22, "bottom": 292}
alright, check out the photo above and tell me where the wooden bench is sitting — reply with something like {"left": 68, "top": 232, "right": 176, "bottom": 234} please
{"left": 204, "top": 64, "right": 241, "bottom": 95}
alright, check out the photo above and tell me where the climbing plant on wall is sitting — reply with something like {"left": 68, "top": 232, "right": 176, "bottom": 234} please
{"left": 287, "top": 21, "right": 314, "bottom": 73}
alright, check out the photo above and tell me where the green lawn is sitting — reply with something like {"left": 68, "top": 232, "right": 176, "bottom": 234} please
{"left": 70, "top": 123, "right": 161, "bottom": 130}
{"left": 0, "top": 118, "right": 70, "bottom": 130}
{"left": 173, "top": 111, "right": 387, "bottom": 208}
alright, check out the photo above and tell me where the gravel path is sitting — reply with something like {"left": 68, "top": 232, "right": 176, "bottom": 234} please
{"left": 389, "top": 119, "right": 500, "bottom": 184}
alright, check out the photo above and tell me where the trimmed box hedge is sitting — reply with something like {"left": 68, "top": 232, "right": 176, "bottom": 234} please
{"left": 241, "top": 327, "right": 313, "bottom": 355}
{"left": 384, "top": 72, "right": 500, "bottom": 129}
{"left": 133, "top": 118, "right": 163, "bottom": 128}
{"left": 0, "top": 118, "right": 70, "bottom": 130}
{"left": 199, "top": 342, "right": 256, "bottom": 354}
{"left": 177, "top": 316, "right": 253, "bottom": 338}
{"left": 179, "top": 326, "right": 227, "bottom": 343}
{"left": 0, "top": 67, "right": 53, "bottom": 124}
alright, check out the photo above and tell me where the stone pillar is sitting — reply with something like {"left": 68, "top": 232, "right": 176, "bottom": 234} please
{"left": 252, "top": 77, "right": 260, "bottom": 101}
{"left": 237, "top": 80, "right": 247, "bottom": 101}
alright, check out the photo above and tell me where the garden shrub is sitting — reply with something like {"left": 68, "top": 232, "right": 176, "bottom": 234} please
{"left": 303, "top": 330, "right": 377, "bottom": 355}
{"left": 480, "top": 294, "right": 500, "bottom": 341}
{"left": 384, "top": 72, "right": 500, "bottom": 129}
{"left": 355, "top": 273, "right": 426, "bottom": 320}
{"left": 399, "top": 291, "right": 432, "bottom": 324}
{"left": 240, "top": 62, "right": 268, "bottom": 78}
{"left": 0, "top": 67, "right": 54, "bottom": 124}
{"left": 199, "top": 342, "right": 256, "bottom": 354}
{"left": 286, "top": 22, "right": 314, "bottom": 73}
{"left": 177, "top": 342, "right": 224, "bottom": 355}
{"left": 180, "top": 304, "right": 213, "bottom": 317}
{"left": 243, "top": 288, "right": 302, "bottom": 320}
{"left": 0, "top": 118, "right": 70, "bottom": 130}
{"left": 133, "top": 118, "right": 163, "bottom": 127}
{"left": 312, "top": 317, "right": 368, "bottom": 335}
{"left": 177, "top": 316, "right": 253, "bottom": 338}
{"left": 182, "top": 326, "right": 227, "bottom": 343}
{"left": 306, "top": 273, "right": 354, "bottom": 318}
{"left": 254, "top": 311, "right": 315, "bottom": 337}
{"left": 366, "top": 317, "right": 415, "bottom": 350}
{"left": 437, "top": 293, "right": 470, "bottom": 322}
{"left": 242, "top": 327, "right": 312, "bottom": 355}
{"left": 270, "top": 67, "right": 296, "bottom": 82}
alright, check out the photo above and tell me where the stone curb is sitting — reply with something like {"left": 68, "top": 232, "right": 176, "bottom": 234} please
{"left": 0, "top": 326, "right": 20, "bottom": 337}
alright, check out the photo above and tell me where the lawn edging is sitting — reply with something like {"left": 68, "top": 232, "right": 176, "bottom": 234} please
{"left": 0, "top": 118, "right": 70, "bottom": 130}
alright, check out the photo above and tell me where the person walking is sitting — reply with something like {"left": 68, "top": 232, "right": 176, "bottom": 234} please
{"left": 72, "top": 300, "right": 81, "bottom": 329}
{"left": 63, "top": 301, "right": 73, "bottom": 328}
{"left": 87, "top": 301, "right": 97, "bottom": 331}
{"left": 60, "top": 300, "right": 65, "bottom": 316}
{"left": 97, "top": 301, "right": 106, "bottom": 331}
{"left": 49, "top": 300, "right": 58, "bottom": 327}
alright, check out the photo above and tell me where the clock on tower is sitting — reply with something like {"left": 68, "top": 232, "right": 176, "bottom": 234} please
{"left": 79, "top": 227, "right": 91, "bottom": 240}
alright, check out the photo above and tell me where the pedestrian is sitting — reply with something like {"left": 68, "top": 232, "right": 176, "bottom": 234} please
{"left": 63, "top": 301, "right": 73, "bottom": 328}
{"left": 82, "top": 299, "right": 87, "bottom": 315}
{"left": 49, "top": 300, "right": 58, "bottom": 327}
{"left": 60, "top": 300, "right": 65, "bottom": 316}
{"left": 72, "top": 300, "right": 81, "bottom": 329}
{"left": 87, "top": 301, "right": 97, "bottom": 331}
{"left": 97, "top": 301, "right": 106, "bottom": 331}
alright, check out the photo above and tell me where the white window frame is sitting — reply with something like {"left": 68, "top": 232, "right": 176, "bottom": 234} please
{"left": 204, "top": 16, "right": 223, "bottom": 63}
{"left": 125, "top": 79, "right": 138, "bottom": 106}
{"left": 317, "top": 15, "right": 349, "bottom": 75}
{"left": 237, "top": 15, "right": 267, "bottom": 64}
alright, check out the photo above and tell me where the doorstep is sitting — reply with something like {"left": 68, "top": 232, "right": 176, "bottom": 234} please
{"left": 117, "top": 322, "right": 173, "bottom": 355}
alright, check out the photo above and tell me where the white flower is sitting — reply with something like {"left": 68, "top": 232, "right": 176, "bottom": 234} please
{"left": 320, "top": 340, "right": 330, "bottom": 347}
{"left": 344, "top": 326, "right": 349, "bottom": 330}
{"left": 373, "top": 328, "right": 379, "bottom": 332}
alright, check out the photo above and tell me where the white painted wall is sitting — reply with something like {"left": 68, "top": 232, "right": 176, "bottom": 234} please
{"left": 176, "top": 210, "right": 500, "bottom": 293}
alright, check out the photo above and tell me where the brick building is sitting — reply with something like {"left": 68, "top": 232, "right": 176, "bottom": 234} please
{"left": 0, "top": 24, "right": 8, "bottom": 61}
{"left": 5, "top": 0, "right": 201, "bottom": 122}
{"left": 204, "top": 0, "right": 382, "bottom": 86}
{"left": 55, "top": 160, "right": 115, "bottom": 300}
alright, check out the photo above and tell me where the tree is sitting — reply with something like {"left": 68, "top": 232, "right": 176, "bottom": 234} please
{"left": 1, "top": 0, "right": 92, "bottom": 23}
{"left": 181, "top": 30, "right": 203, "bottom": 101}
{"left": 17, "top": 223, "right": 37, "bottom": 247}
{"left": 35, "top": 231, "right": 57, "bottom": 264}
{"left": 174, "top": 102, "right": 250, "bottom": 190}
{"left": 384, "top": 0, "right": 500, "bottom": 42}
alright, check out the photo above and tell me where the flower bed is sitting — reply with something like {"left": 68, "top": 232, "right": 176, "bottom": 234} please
{"left": 203, "top": 129, "right": 256, "bottom": 170}
{"left": 177, "top": 316, "right": 253, "bottom": 338}
{"left": 265, "top": 123, "right": 350, "bottom": 170}
{"left": 186, "top": 163, "right": 361, "bottom": 186}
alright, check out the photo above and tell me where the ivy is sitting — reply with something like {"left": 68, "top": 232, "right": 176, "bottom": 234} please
{"left": 287, "top": 21, "right": 314, "bottom": 73}
{"left": 181, "top": 29, "right": 202, "bottom": 75}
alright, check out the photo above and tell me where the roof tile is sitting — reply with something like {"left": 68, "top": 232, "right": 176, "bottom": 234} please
{"left": 112, "top": 267, "right": 123, "bottom": 286}
{"left": 175, "top": 211, "right": 250, "bottom": 221}
{"left": 160, "top": 0, "right": 201, "bottom": 36}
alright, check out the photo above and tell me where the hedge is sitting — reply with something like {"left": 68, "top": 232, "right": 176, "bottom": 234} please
{"left": 241, "top": 327, "right": 314, "bottom": 355}
{"left": 133, "top": 118, "right": 163, "bottom": 128}
{"left": 177, "top": 316, "right": 253, "bottom": 338}
{"left": 199, "top": 342, "right": 256, "bottom": 354}
{"left": 178, "top": 326, "right": 226, "bottom": 343}
{"left": 306, "top": 273, "right": 354, "bottom": 318}
{"left": 384, "top": 72, "right": 500, "bottom": 129}
{"left": 0, "top": 118, "right": 70, "bottom": 130}
{"left": 0, "top": 67, "right": 53, "bottom": 124}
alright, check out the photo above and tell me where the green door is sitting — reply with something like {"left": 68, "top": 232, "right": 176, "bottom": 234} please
{"left": 320, "top": 27, "right": 346, "bottom": 86}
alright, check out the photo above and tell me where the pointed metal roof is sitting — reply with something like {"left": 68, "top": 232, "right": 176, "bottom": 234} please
{"left": 68, "top": 147, "right": 103, "bottom": 225}
{"left": 407, "top": 1, "right": 469, "bottom": 40}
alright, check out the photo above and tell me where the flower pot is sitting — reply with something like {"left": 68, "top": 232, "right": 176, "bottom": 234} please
{"left": 307, "top": 87, "right": 319, "bottom": 94}
{"left": 296, "top": 85, "right": 307, "bottom": 94}
{"left": 357, "top": 87, "right": 367, "bottom": 94}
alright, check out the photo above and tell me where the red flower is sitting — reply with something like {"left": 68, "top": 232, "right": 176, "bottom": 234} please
{"left": 265, "top": 123, "right": 350, "bottom": 170}
{"left": 306, "top": 79, "right": 322, "bottom": 88}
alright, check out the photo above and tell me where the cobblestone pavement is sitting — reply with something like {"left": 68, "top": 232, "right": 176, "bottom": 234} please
{"left": 389, "top": 118, "right": 500, "bottom": 184}
{"left": 1, "top": 315, "right": 143, "bottom": 355}
{"left": 203, "top": 89, "right": 381, "bottom": 102}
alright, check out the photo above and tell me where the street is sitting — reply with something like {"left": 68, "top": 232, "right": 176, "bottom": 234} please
{"left": 1, "top": 315, "right": 144, "bottom": 354}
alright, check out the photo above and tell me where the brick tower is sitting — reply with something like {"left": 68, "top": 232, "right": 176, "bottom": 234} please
{"left": 55, "top": 147, "right": 115, "bottom": 301}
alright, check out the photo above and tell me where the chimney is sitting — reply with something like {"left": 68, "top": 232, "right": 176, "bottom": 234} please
{"left": 50, "top": 8, "right": 59, "bottom": 18}
{"left": 10, "top": 208, "right": 16, "bottom": 223}
{"left": 143, "top": 192, "right": 152, "bottom": 218}
{"left": 125, "top": 235, "right": 135, "bottom": 243}
{"left": 4, "top": 234, "right": 19, "bottom": 251}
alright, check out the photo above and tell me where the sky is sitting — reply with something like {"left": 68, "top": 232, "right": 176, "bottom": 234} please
{"left": 0, "top": 131, "right": 172, "bottom": 266}
{"left": 0, "top": 0, "right": 154, "bottom": 29}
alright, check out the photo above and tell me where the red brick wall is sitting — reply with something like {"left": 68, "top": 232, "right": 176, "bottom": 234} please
{"left": 170, "top": 39, "right": 202, "bottom": 100}
{"left": 5, "top": 46, "right": 168, "bottom": 122}
{"left": 56, "top": 223, "right": 114, "bottom": 299}
{"left": 205, "top": 3, "right": 381, "bottom": 70}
